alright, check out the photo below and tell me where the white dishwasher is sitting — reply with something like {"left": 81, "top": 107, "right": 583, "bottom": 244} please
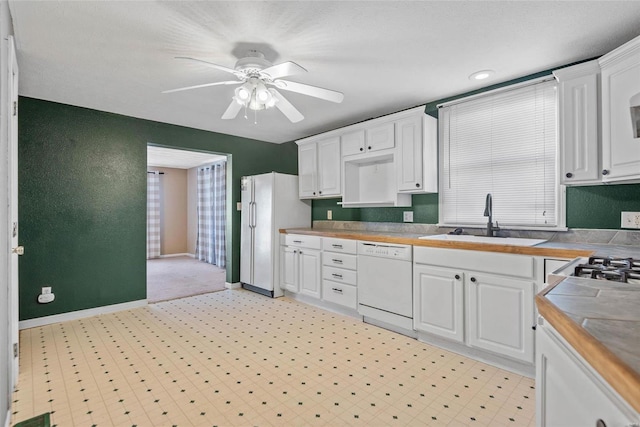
{"left": 357, "top": 241, "right": 414, "bottom": 335}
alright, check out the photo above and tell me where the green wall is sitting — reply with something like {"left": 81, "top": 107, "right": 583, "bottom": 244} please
{"left": 18, "top": 97, "right": 297, "bottom": 321}
{"left": 566, "top": 184, "right": 640, "bottom": 229}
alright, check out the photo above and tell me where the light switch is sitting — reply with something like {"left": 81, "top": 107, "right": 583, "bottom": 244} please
{"left": 236, "top": 202, "right": 242, "bottom": 211}
{"left": 403, "top": 211, "right": 413, "bottom": 222}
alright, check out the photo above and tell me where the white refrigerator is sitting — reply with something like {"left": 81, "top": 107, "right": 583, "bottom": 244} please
{"left": 240, "top": 172, "right": 311, "bottom": 297}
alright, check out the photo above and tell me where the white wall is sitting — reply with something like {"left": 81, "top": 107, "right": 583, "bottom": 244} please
{"left": 1, "top": 2, "right": 15, "bottom": 425}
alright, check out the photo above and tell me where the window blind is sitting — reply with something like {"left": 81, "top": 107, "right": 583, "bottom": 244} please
{"left": 439, "top": 80, "right": 559, "bottom": 228}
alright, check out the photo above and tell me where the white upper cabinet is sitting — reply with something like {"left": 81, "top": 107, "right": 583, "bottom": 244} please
{"left": 341, "top": 130, "right": 366, "bottom": 156}
{"left": 296, "top": 105, "right": 437, "bottom": 206}
{"left": 297, "top": 137, "right": 341, "bottom": 199}
{"left": 396, "top": 114, "right": 438, "bottom": 193}
{"left": 599, "top": 35, "right": 640, "bottom": 183}
{"left": 554, "top": 60, "right": 602, "bottom": 185}
{"left": 298, "top": 143, "right": 318, "bottom": 198}
{"left": 366, "top": 122, "right": 395, "bottom": 152}
{"left": 317, "top": 137, "right": 342, "bottom": 197}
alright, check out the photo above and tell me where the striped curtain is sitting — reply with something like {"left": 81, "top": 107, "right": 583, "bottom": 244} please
{"left": 196, "top": 161, "right": 226, "bottom": 267}
{"left": 146, "top": 172, "right": 161, "bottom": 259}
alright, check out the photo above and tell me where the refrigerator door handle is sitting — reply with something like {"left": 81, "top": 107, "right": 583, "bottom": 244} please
{"left": 251, "top": 201, "right": 257, "bottom": 228}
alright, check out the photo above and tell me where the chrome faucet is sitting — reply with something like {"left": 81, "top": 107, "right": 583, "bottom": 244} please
{"left": 483, "top": 193, "right": 499, "bottom": 237}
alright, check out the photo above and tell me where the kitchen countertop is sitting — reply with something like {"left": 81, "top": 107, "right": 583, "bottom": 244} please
{"left": 280, "top": 227, "right": 596, "bottom": 258}
{"left": 537, "top": 277, "right": 640, "bottom": 413}
{"left": 281, "top": 227, "right": 640, "bottom": 413}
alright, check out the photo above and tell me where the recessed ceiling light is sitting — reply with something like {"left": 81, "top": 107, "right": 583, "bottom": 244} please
{"left": 469, "top": 70, "right": 495, "bottom": 81}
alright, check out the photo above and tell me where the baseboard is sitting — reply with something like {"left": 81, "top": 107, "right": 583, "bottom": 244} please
{"left": 19, "top": 299, "right": 148, "bottom": 330}
{"left": 415, "top": 331, "right": 535, "bottom": 378}
{"left": 225, "top": 282, "right": 241, "bottom": 289}
{"left": 159, "top": 253, "right": 194, "bottom": 258}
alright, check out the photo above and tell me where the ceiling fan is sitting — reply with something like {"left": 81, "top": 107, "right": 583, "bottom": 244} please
{"left": 163, "top": 50, "right": 344, "bottom": 123}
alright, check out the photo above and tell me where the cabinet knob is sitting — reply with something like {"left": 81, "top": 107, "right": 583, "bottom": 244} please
{"left": 602, "top": 169, "right": 609, "bottom": 176}
{"left": 415, "top": 183, "right": 420, "bottom": 188}
{"left": 455, "top": 274, "right": 461, "bottom": 280}
{"left": 596, "top": 420, "right": 606, "bottom": 427}
{"left": 565, "top": 172, "right": 573, "bottom": 178}
{"left": 313, "top": 191, "right": 316, "bottom": 195}
{"left": 470, "top": 277, "right": 477, "bottom": 283}
{"left": 368, "top": 146, "right": 372, "bottom": 150}
{"left": 319, "top": 191, "right": 322, "bottom": 195}
{"left": 359, "top": 147, "right": 364, "bottom": 151}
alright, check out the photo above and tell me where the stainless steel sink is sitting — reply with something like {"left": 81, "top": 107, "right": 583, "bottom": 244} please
{"left": 418, "top": 234, "right": 547, "bottom": 247}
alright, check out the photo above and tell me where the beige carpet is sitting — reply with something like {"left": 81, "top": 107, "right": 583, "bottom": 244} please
{"left": 147, "top": 256, "right": 226, "bottom": 303}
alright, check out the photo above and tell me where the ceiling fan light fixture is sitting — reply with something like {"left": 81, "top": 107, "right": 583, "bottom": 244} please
{"left": 265, "top": 89, "right": 278, "bottom": 108}
{"left": 234, "top": 84, "right": 252, "bottom": 103}
{"left": 255, "top": 82, "right": 271, "bottom": 103}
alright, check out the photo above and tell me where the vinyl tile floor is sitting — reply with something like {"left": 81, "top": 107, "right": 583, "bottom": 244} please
{"left": 11, "top": 289, "right": 536, "bottom": 426}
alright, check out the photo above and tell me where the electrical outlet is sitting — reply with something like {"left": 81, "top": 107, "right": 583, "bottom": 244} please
{"left": 403, "top": 211, "right": 414, "bottom": 223}
{"left": 327, "top": 210, "right": 333, "bottom": 220}
{"left": 621, "top": 211, "right": 640, "bottom": 229}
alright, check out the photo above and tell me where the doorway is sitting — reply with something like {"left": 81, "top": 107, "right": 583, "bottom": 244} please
{"left": 146, "top": 145, "right": 229, "bottom": 303}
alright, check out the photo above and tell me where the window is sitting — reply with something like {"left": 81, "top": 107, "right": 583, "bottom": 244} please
{"left": 439, "top": 79, "right": 563, "bottom": 229}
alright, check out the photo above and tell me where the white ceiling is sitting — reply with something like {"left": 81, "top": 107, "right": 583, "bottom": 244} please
{"left": 9, "top": 1, "right": 640, "bottom": 144}
{"left": 147, "top": 145, "right": 226, "bottom": 169}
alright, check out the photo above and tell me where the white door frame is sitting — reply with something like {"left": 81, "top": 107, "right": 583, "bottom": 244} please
{"left": 7, "top": 34, "right": 19, "bottom": 389}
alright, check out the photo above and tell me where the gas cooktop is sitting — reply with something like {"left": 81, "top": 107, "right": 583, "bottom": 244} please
{"left": 574, "top": 256, "right": 640, "bottom": 284}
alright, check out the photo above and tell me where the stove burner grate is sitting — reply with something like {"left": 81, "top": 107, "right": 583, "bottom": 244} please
{"left": 574, "top": 256, "right": 640, "bottom": 283}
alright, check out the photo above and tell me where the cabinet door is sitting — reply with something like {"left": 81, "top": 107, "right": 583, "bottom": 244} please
{"left": 281, "top": 246, "right": 298, "bottom": 293}
{"left": 601, "top": 43, "right": 640, "bottom": 182}
{"left": 536, "top": 323, "right": 639, "bottom": 427}
{"left": 413, "top": 265, "right": 464, "bottom": 343}
{"left": 299, "top": 249, "right": 321, "bottom": 299}
{"left": 396, "top": 115, "right": 424, "bottom": 192}
{"left": 317, "top": 137, "right": 341, "bottom": 197}
{"left": 467, "top": 273, "right": 534, "bottom": 363}
{"left": 298, "top": 143, "right": 318, "bottom": 198}
{"left": 341, "top": 130, "right": 366, "bottom": 156}
{"left": 366, "top": 122, "right": 395, "bottom": 152}
{"left": 558, "top": 72, "right": 601, "bottom": 184}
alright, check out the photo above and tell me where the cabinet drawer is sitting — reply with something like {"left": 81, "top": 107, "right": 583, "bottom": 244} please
{"left": 323, "top": 266, "right": 357, "bottom": 285}
{"left": 322, "top": 280, "right": 357, "bottom": 309}
{"left": 323, "top": 238, "right": 357, "bottom": 254}
{"left": 285, "top": 234, "right": 322, "bottom": 249}
{"left": 323, "top": 252, "right": 357, "bottom": 270}
{"left": 414, "top": 247, "right": 535, "bottom": 279}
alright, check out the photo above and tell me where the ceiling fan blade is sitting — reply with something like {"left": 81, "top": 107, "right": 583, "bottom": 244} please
{"left": 271, "top": 89, "right": 304, "bottom": 123}
{"left": 274, "top": 79, "right": 344, "bottom": 103}
{"left": 260, "top": 61, "right": 307, "bottom": 80}
{"left": 162, "top": 80, "right": 241, "bottom": 94}
{"left": 221, "top": 100, "right": 242, "bottom": 120}
{"left": 175, "top": 56, "right": 241, "bottom": 76}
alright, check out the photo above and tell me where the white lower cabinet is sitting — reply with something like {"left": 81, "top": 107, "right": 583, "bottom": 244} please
{"left": 281, "top": 235, "right": 322, "bottom": 299}
{"left": 321, "top": 237, "right": 358, "bottom": 309}
{"left": 413, "top": 265, "right": 464, "bottom": 343}
{"left": 536, "top": 320, "right": 639, "bottom": 427}
{"left": 467, "top": 273, "right": 534, "bottom": 363}
{"left": 413, "top": 247, "right": 537, "bottom": 365}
